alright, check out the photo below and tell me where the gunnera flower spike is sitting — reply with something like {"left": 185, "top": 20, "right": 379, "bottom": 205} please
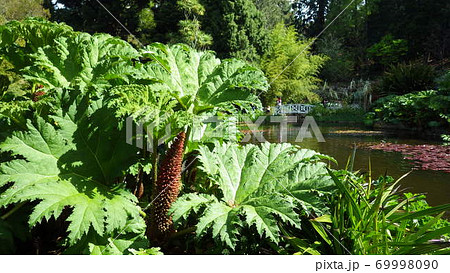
{"left": 149, "top": 131, "right": 186, "bottom": 243}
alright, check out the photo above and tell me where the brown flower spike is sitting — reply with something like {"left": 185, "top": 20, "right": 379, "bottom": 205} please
{"left": 149, "top": 131, "right": 186, "bottom": 243}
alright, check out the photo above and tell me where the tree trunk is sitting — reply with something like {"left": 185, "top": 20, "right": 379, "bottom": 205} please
{"left": 316, "top": 0, "right": 327, "bottom": 32}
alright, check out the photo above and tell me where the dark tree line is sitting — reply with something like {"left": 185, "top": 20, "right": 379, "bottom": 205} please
{"left": 367, "top": 0, "right": 450, "bottom": 60}
{"left": 51, "top": 0, "right": 151, "bottom": 38}
{"left": 293, "top": 0, "right": 450, "bottom": 62}
{"left": 3, "top": 1, "right": 448, "bottom": 74}
{"left": 45, "top": 0, "right": 277, "bottom": 62}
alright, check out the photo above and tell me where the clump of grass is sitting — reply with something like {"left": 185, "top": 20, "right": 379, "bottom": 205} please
{"left": 275, "top": 150, "right": 450, "bottom": 255}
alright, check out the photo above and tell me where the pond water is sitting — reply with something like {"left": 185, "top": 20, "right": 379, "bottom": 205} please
{"left": 257, "top": 123, "right": 450, "bottom": 206}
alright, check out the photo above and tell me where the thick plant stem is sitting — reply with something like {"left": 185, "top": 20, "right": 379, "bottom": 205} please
{"left": 168, "top": 226, "right": 196, "bottom": 240}
{"left": 134, "top": 146, "right": 149, "bottom": 199}
{"left": 1, "top": 202, "right": 25, "bottom": 220}
{"left": 151, "top": 138, "right": 159, "bottom": 189}
{"left": 148, "top": 131, "right": 186, "bottom": 243}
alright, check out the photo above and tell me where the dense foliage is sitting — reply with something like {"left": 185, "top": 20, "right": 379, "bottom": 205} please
{"left": 367, "top": 35, "right": 408, "bottom": 67}
{"left": 29, "top": 0, "right": 448, "bottom": 86}
{"left": 51, "top": 0, "right": 153, "bottom": 41}
{"left": 0, "top": 19, "right": 273, "bottom": 254}
{"left": 322, "top": 171, "right": 450, "bottom": 255}
{"left": 1, "top": 8, "right": 449, "bottom": 255}
{"left": 368, "top": 90, "right": 450, "bottom": 129}
{"left": 0, "top": 91, "right": 150, "bottom": 254}
{"left": 171, "top": 143, "right": 334, "bottom": 250}
{"left": 309, "top": 106, "right": 365, "bottom": 123}
{"left": 0, "top": 0, "right": 50, "bottom": 24}
{"left": 293, "top": 0, "right": 449, "bottom": 81}
{"left": 261, "top": 23, "right": 326, "bottom": 104}
{"left": 437, "top": 71, "right": 450, "bottom": 93}
{"left": 367, "top": 0, "right": 450, "bottom": 60}
{"left": 375, "top": 63, "right": 436, "bottom": 97}
{"left": 151, "top": 0, "right": 212, "bottom": 49}
{"left": 316, "top": 35, "right": 353, "bottom": 83}
{"left": 253, "top": 0, "right": 292, "bottom": 29}
{"left": 9, "top": 100, "right": 135, "bottom": 233}
{"left": 0, "top": 18, "right": 74, "bottom": 72}
{"left": 201, "top": 0, "right": 269, "bottom": 62}
{"left": 292, "top": 0, "right": 329, "bottom": 37}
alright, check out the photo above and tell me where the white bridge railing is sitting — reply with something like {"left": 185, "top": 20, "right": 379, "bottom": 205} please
{"left": 274, "top": 104, "right": 315, "bottom": 115}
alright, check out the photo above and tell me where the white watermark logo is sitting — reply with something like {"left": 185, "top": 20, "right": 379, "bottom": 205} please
{"left": 126, "top": 115, "right": 325, "bottom": 151}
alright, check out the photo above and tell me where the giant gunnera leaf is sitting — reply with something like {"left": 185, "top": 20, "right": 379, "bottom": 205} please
{"left": 0, "top": 18, "right": 74, "bottom": 71}
{"left": 141, "top": 43, "right": 268, "bottom": 114}
{"left": 21, "top": 32, "right": 145, "bottom": 94}
{"left": 64, "top": 216, "right": 149, "bottom": 255}
{"left": 0, "top": 94, "right": 143, "bottom": 246}
{"left": 170, "top": 142, "right": 335, "bottom": 249}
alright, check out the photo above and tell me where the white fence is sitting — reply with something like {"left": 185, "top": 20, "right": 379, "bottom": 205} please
{"left": 274, "top": 104, "right": 315, "bottom": 115}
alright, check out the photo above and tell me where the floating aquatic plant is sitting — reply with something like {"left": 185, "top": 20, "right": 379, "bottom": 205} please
{"left": 368, "top": 143, "right": 450, "bottom": 173}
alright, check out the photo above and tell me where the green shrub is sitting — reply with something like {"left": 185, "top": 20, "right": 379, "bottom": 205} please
{"left": 363, "top": 112, "right": 376, "bottom": 126}
{"left": 370, "top": 90, "right": 449, "bottom": 129}
{"left": 375, "top": 62, "right": 435, "bottom": 97}
{"left": 309, "top": 105, "right": 366, "bottom": 123}
{"left": 437, "top": 70, "right": 450, "bottom": 93}
{"left": 367, "top": 35, "right": 408, "bottom": 67}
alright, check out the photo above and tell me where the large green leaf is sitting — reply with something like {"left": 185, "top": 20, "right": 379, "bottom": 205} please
{"left": 21, "top": 33, "right": 144, "bottom": 93}
{"left": 0, "top": 94, "right": 142, "bottom": 245}
{"left": 0, "top": 18, "right": 74, "bottom": 71}
{"left": 64, "top": 217, "right": 149, "bottom": 255}
{"left": 141, "top": 43, "right": 268, "bottom": 114}
{"left": 170, "top": 193, "right": 217, "bottom": 223}
{"left": 170, "top": 142, "right": 335, "bottom": 249}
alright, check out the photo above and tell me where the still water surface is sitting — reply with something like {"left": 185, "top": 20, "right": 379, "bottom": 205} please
{"left": 259, "top": 124, "right": 450, "bottom": 206}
